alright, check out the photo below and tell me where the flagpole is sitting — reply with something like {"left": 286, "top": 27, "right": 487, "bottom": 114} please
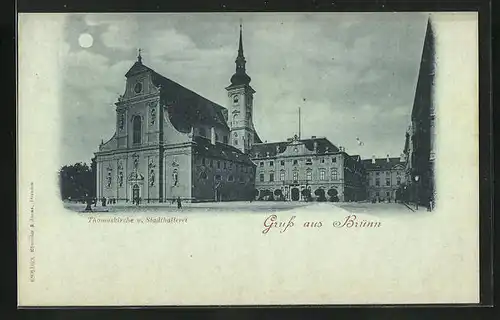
{"left": 298, "top": 107, "right": 301, "bottom": 139}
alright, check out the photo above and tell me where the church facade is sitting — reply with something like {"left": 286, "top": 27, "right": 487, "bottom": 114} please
{"left": 94, "top": 26, "right": 258, "bottom": 203}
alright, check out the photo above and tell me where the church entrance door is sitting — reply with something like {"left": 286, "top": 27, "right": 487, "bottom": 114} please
{"left": 291, "top": 188, "right": 300, "bottom": 201}
{"left": 132, "top": 184, "right": 140, "bottom": 203}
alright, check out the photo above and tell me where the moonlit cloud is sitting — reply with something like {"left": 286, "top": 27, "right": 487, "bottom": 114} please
{"left": 60, "top": 12, "right": 428, "bottom": 166}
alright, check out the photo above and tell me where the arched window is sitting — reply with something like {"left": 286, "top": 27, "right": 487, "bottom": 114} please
{"left": 132, "top": 116, "right": 142, "bottom": 144}
{"left": 306, "top": 169, "right": 312, "bottom": 181}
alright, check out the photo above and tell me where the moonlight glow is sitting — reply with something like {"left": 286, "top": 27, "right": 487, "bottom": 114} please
{"left": 78, "top": 33, "right": 94, "bottom": 48}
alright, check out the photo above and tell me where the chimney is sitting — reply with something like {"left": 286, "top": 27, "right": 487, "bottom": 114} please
{"left": 210, "top": 127, "right": 216, "bottom": 145}
{"left": 371, "top": 155, "right": 376, "bottom": 164}
{"left": 386, "top": 154, "right": 390, "bottom": 162}
{"left": 311, "top": 135, "right": 316, "bottom": 138}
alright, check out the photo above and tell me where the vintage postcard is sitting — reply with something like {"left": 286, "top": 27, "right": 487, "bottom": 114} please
{"left": 17, "top": 12, "right": 479, "bottom": 306}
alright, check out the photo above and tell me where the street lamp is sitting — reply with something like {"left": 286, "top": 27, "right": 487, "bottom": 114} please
{"left": 414, "top": 175, "right": 420, "bottom": 210}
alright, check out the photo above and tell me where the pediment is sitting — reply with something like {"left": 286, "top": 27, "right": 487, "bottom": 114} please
{"left": 128, "top": 171, "right": 144, "bottom": 181}
{"left": 392, "top": 164, "right": 405, "bottom": 170}
{"left": 125, "top": 62, "right": 152, "bottom": 78}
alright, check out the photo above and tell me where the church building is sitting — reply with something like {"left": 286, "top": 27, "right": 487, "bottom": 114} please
{"left": 94, "top": 25, "right": 258, "bottom": 203}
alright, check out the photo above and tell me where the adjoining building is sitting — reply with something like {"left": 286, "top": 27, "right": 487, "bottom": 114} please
{"left": 250, "top": 135, "right": 366, "bottom": 202}
{"left": 362, "top": 155, "right": 407, "bottom": 202}
{"left": 94, "top": 25, "right": 257, "bottom": 203}
{"left": 403, "top": 18, "right": 436, "bottom": 209}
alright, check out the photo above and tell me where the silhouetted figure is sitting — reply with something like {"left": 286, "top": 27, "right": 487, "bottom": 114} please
{"left": 101, "top": 197, "right": 107, "bottom": 207}
{"left": 84, "top": 195, "right": 92, "bottom": 212}
{"left": 177, "top": 197, "right": 182, "bottom": 209}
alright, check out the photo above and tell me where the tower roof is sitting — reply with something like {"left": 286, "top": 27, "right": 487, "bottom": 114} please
{"left": 228, "top": 22, "right": 251, "bottom": 87}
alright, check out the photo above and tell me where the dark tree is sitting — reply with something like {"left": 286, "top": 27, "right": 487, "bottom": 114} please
{"left": 59, "top": 162, "right": 95, "bottom": 201}
{"left": 274, "top": 189, "right": 284, "bottom": 201}
{"left": 301, "top": 188, "right": 312, "bottom": 202}
{"left": 258, "top": 189, "right": 273, "bottom": 201}
{"left": 252, "top": 189, "right": 259, "bottom": 200}
{"left": 314, "top": 188, "right": 326, "bottom": 202}
{"left": 327, "top": 188, "right": 339, "bottom": 202}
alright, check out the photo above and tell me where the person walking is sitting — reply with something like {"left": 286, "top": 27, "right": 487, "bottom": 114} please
{"left": 177, "top": 197, "right": 182, "bottom": 209}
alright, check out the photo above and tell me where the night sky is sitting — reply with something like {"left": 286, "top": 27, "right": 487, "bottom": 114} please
{"left": 59, "top": 12, "right": 428, "bottom": 166}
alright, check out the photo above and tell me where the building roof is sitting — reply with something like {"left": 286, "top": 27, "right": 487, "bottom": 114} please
{"left": 350, "top": 155, "right": 361, "bottom": 161}
{"left": 193, "top": 136, "right": 255, "bottom": 165}
{"left": 362, "top": 157, "right": 405, "bottom": 171}
{"left": 254, "top": 132, "right": 262, "bottom": 144}
{"left": 249, "top": 137, "right": 340, "bottom": 159}
{"left": 125, "top": 60, "right": 230, "bottom": 134}
{"left": 152, "top": 72, "right": 229, "bottom": 133}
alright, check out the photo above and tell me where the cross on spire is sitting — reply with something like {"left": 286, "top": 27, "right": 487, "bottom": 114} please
{"left": 137, "top": 48, "right": 142, "bottom": 63}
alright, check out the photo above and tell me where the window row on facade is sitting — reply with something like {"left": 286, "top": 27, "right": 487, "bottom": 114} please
{"left": 258, "top": 156, "right": 338, "bottom": 168}
{"left": 369, "top": 176, "right": 402, "bottom": 186}
{"left": 369, "top": 170, "right": 401, "bottom": 176}
{"left": 259, "top": 168, "right": 339, "bottom": 182}
{"left": 197, "top": 157, "right": 254, "bottom": 173}
{"left": 199, "top": 171, "right": 253, "bottom": 183}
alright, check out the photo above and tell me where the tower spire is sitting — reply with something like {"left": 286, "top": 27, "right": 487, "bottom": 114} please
{"left": 229, "top": 20, "right": 251, "bottom": 87}
{"left": 238, "top": 19, "right": 244, "bottom": 58}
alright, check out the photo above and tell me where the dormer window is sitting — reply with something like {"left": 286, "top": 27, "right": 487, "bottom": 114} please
{"left": 306, "top": 158, "right": 312, "bottom": 165}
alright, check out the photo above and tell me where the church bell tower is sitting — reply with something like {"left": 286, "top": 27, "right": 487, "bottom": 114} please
{"left": 226, "top": 22, "right": 256, "bottom": 153}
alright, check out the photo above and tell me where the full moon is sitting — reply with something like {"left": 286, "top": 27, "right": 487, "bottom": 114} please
{"left": 78, "top": 33, "right": 94, "bottom": 48}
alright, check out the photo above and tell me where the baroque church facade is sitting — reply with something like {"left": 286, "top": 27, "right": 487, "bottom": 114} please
{"left": 94, "top": 25, "right": 258, "bottom": 203}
